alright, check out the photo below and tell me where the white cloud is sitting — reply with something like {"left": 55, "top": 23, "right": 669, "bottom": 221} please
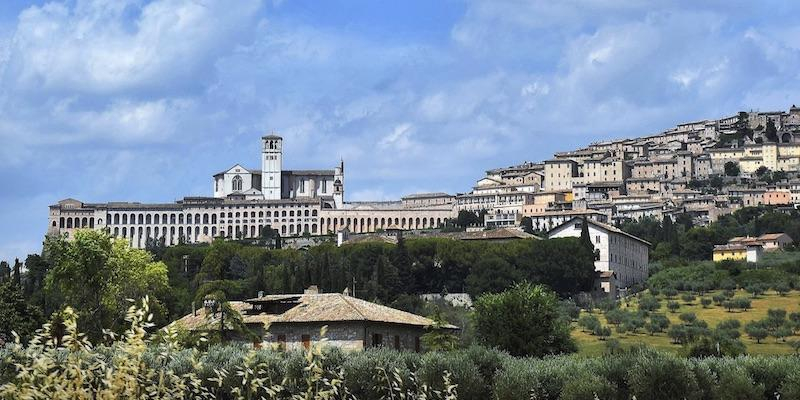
{"left": 379, "top": 123, "right": 417, "bottom": 152}
{"left": 6, "top": 0, "right": 262, "bottom": 94}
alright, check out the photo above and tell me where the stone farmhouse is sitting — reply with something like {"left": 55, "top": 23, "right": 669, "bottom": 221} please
{"left": 174, "top": 286, "right": 457, "bottom": 352}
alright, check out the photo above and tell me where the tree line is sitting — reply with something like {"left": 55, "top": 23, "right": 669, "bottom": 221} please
{"left": 1, "top": 229, "right": 595, "bottom": 343}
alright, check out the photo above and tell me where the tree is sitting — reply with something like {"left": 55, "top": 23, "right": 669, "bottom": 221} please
{"left": 0, "top": 282, "right": 44, "bottom": 343}
{"left": 44, "top": 230, "right": 171, "bottom": 339}
{"left": 724, "top": 161, "right": 740, "bottom": 177}
{"left": 464, "top": 256, "right": 522, "bottom": 296}
{"left": 11, "top": 259, "right": 21, "bottom": 287}
{"left": 700, "top": 298, "right": 712, "bottom": 308}
{"left": 473, "top": 282, "right": 576, "bottom": 357}
{"left": 755, "top": 165, "right": 769, "bottom": 177}
{"left": 0, "top": 261, "right": 9, "bottom": 283}
{"left": 667, "top": 301, "right": 680, "bottom": 313}
{"left": 647, "top": 313, "right": 670, "bottom": 335}
{"left": 745, "top": 321, "right": 768, "bottom": 344}
{"left": 520, "top": 217, "right": 534, "bottom": 234}
{"left": 420, "top": 308, "right": 459, "bottom": 351}
{"left": 765, "top": 120, "right": 779, "bottom": 142}
{"left": 455, "top": 210, "right": 481, "bottom": 228}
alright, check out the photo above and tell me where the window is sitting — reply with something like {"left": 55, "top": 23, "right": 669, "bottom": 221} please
{"left": 372, "top": 333, "right": 383, "bottom": 347}
{"left": 595, "top": 235, "right": 601, "bottom": 244}
{"left": 415, "top": 337, "right": 421, "bottom": 352}
{"left": 321, "top": 180, "right": 327, "bottom": 193}
{"left": 301, "top": 334, "right": 311, "bottom": 349}
{"left": 394, "top": 335, "right": 401, "bottom": 350}
{"left": 232, "top": 175, "right": 243, "bottom": 191}
{"left": 299, "top": 180, "right": 305, "bottom": 193}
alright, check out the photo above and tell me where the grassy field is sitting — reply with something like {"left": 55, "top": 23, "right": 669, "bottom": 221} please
{"left": 573, "top": 289, "right": 800, "bottom": 356}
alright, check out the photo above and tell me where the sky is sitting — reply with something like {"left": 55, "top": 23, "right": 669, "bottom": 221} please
{"left": 1, "top": 0, "right": 800, "bottom": 262}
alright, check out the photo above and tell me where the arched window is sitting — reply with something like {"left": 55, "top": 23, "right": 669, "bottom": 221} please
{"left": 232, "top": 175, "right": 243, "bottom": 191}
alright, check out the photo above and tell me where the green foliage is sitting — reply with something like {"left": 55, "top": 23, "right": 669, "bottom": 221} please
{"left": 0, "top": 283, "right": 43, "bottom": 343}
{"left": 700, "top": 297, "right": 712, "bottom": 308}
{"left": 667, "top": 301, "right": 680, "bottom": 313}
{"left": 472, "top": 282, "right": 576, "bottom": 357}
{"left": 725, "top": 161, "right": 740, "bottom": 177}
{"left": 421, "top": 309, "right": 459, "bottom": 351}
{"left": 745, "top": 321, "right": 769, "bottom": 343}
{"left": 44, "top": 230, "right": 171, "bottom": 340}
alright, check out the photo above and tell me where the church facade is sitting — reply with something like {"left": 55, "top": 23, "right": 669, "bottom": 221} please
{"left": 47, "top": 135, "right": 454, "bottom": 248}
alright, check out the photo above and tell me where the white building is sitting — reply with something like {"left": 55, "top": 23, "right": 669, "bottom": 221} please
{"left": 547, "top": 217, "right": 650, "bottom": 290}
{"left": 47, "top": 135, "right": 455, "bottom": 248}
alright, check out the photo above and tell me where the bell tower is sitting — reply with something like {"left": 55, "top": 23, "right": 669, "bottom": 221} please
{"left": 261, "top": 134, "right": 282, "bottom": 200}
{"left": 333, "top": 158, "right": 344, "bottom": 208}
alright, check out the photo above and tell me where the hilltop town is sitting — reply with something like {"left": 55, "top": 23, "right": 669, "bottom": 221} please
{"left": 463, "top": 104, "right": 800, "bottom": 231}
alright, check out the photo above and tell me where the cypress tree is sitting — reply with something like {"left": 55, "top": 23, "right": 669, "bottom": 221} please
{"left": 12, "top": 259, "right": 21, "bottom": 287}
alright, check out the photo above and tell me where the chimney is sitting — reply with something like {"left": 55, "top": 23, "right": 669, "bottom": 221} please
{"left": 304, "top": 285, "right": 320, "bottom": 295}
{"left": 192, "top": 301, "right": 196, "bottom": 316}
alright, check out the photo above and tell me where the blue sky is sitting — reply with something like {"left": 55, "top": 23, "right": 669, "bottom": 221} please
{"left": 1, "top": 0, "right": 799, "bottom": 262}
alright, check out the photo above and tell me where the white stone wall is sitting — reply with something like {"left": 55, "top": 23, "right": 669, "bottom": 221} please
{"left": 548, "top": 220, "right": 649, "bottom": 288}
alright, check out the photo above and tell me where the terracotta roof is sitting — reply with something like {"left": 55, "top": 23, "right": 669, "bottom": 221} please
{"left": 758, "top": 233, "right": 792, "bottom": 241}
{"left": 173, "top": 294, "right": 458, "bottom": 331}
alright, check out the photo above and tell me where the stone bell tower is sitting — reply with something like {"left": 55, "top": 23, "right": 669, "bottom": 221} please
{"left": 333, "top": 158, "right": 344, "bottom": 208}
{"left": 261, "top": 134, "right": 282, "bottom": 200}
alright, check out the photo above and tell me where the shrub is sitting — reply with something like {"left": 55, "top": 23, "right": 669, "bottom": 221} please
{"left": 594, "top": 325, "right": 612, "bottom": 340}
{"left": 578, "top": 314, "right": 600, "bottom": 332}
{"left": 711, "top": 363, "right": 765, "bottom": 400}
{"left": 605, "top": 309, "right": 626, "bottom": 326}
{"left": 679, "top": 312, "right": 697, "bottom": 325}
{"left": 667, "top": 301, "right": 680, "bottom": 313}
{"left": 559, "top": 371, "right": 617, "bottom": 400}
{"left": 681, "top": 293, "right": 696, "bottom": 304}
{"left": 717, "top": 319, "right": 742, "bottom": 331}
{"left": 700, "top": 297, "right": 712, "bottom": 308}
{"left": 473, "top": 282, "right": 576, "bottom": 357}
{"left": 712, "top": 294, "right": 726, "bottom": 306}
{"left": 774, "top": 282, "right": 791, "bottom": 296}
{"left": 735, "top": 297, "right": 752, "bottom": 311}
{"left": 419, "top": 352, "right": 485, "bottom": 400}
{"left": 745, "top": 321, "right": 769, "bottom": 343}
{"left": 638, "top": 295, "right": 661, "bottom": 312}
{"left": 647, "top": 313, "right": 670, "bottom": 335}
{"left": 664, "top": 288, "right": 678, "bottom": 299}
{"left": 627, "top": 350, "right": 699, "bottom": 400}
{"left": 745, "top": 283, "right": 766, "bottom": 298}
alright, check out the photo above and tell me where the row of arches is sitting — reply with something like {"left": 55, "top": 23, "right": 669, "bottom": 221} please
{"left": 108, "top": 209, "right": 319, "bottom": 226}
{"left": 112, "top": 222, "right": 321, "bottom": 248}
{"left": 57, "top": 217, "right": 98, "bottom": 229}
{"left": 319, "top": 216, "right": 444, "bottom": 234}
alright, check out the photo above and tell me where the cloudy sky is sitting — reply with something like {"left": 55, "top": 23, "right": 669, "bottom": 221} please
{"left": 1, "top": 0, "right": 799, "bottom": 262}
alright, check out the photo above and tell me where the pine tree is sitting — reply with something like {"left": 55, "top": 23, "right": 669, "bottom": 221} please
{"left": 0, "top": 261, "right": 9, "bottom": 283}
{"left": 12, "top": 259, "right": 21, "bottom": 287}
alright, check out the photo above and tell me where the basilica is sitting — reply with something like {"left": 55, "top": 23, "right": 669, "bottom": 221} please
{"left": 47, "top": 135, "right": 454, "bottom": 248}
